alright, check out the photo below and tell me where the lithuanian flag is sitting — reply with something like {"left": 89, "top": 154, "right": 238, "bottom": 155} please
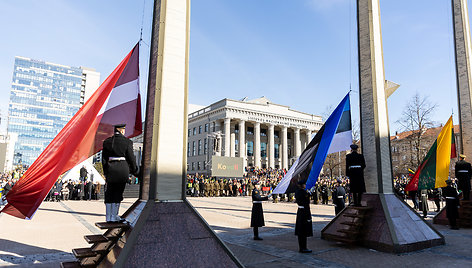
{"left": 405, "top": 116, "right": 456, "bottom": 191}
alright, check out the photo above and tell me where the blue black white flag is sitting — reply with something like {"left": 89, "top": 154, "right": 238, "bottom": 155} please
{"left": 273, "top": 93, "right": 352, "bottom": 194}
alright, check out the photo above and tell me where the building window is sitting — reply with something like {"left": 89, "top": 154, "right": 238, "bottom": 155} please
{"left": 198, "top": 140, "right": 202, "bottom": 155}
{"left": 192, "top": 141, "right": 196, "bottom": 156}
{"left": 212, "top": 122, "right": 216, "bottom": 132}
{"left": 275, "top": 143, "right": 280, "bottom": 158}
{"left": 235, "top": 140, "right": 239, "bottom": 156}
{"left": 205, "top": 123, "right": 209, "bottom": 132}
{"left": 235, "top": 124, "right": 239, "bottom": 134}
{"left": 274, "top": 131, "right": 280, "bottom": 139}
{"left": 261, "top": 129, "right": 267, "bottom": 137}
{"left": 204, "top": 138, "right": 208, "bottom": 154}
{"left": 191, "top": 162, "right": 195, "bottom": 170}
{"left": 199, "top": 125, "right": 202, "bottom": 134}
{"left": 261, "top": 142, "right": 267, "bottom": 157}
{"left": 187, "top": 142, "right": 190, "bottom": 157}
{"left": 247, "top": 141, "right": 254, "bottom": 156}
{"left": 188, "top": 129, "right": 191, "bottom": 137}
{"left": 247, "top": 127, "right": 254, "bottom": 135}
{"left": 193, "top": 127, "right": 196, "bottom": 135}
{"left": 288, "top": 133, "right": 292, "bottom": 139}
{"left": 197, "top": 161, "right": 201, "bottom": 170}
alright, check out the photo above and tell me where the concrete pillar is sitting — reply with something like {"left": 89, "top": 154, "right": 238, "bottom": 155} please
{"left": 282, "top": 126, "right": 288, "bottom": 170}
{"left": 230, "top": 131, "right": 236, "bottom": 157}
{"left": 452, "top": 0, "right": 472, "bottom": 157}
{"left": 254, "top": 122, "right": 261, "bottom": 168}
{"left": 358, "top": 0, "right": 393, "bottom": 194}
{"left": 305, "top": 130, "right": 312, "bottom": 149}
{"left": 294, "top": 128, "right": 301, "bottom": 158}
{"left": 224, "top": 118, "right": 231, "bottom": 157}
{"left": 215, "top": 134, "right": 221, "bottom": 156}
{"left": 268, "top": 124, "right": 275, "bottom": 168}
{"left": 238, "top": 120, "right": 246, "bottom": 166}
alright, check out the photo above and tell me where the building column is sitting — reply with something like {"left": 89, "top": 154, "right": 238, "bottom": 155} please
{"left": 238, "top": 120, "right": 246, "bottom": 167}
{"left": 305, "top": 130, "right": 312, "bottom": 150}
{"left": 294, "top": 128, "right": 301, "bottom": 158}
{"left": 268, "top": 124, "right": 275, "bottom": 168}
{"left": 215, "top": 134, "right": 221, "bottom": 156}
{"left": 254, "top": 122, "right": 261, "bottom": 168}
{"left": 224, "top": 118, "right": 231, "bottom": 157}
{"left": 230, "top": 131, "right": 236, "bottom": 157}
{"left": 282, "top": 126, "right": 288, "bottom": 170}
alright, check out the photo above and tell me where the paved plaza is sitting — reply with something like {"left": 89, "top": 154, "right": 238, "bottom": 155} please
{"left": 0, "top": 197, "right": 471, "bottom": 267}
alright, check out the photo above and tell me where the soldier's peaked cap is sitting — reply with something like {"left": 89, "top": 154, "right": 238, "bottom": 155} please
{"left": 350, "top": 144, "right": 358, "bottom": 150}
{"left": 114, "top": 124, "right": 126, "bottom": 129}
{"left": 459, "top": 154, "right": 466, "bottom": 158}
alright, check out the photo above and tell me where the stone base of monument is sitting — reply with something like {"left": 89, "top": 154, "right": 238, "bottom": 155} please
{"left": 97, "top": 199, "right": 243, "bottom": 268}
{"left": 433, "top": 200, "right": 472, "bottom": 228}
{"left": 321, "top": 193, "right": 445, "bottom": 253}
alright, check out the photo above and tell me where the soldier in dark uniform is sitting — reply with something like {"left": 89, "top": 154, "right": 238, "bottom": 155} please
{"left": 419, "top": 189, "right": 429, "bottom": 218}
{"left": 332, "top": 179, "right": 346, "bottom": 215}
{"left": 251, "top": 182, "right": 270, "bottom": 240}
{"left": 455, "top": 154, "right": 471, "bottom": 200}
{"left": 432, "top": 188, "right": 441, "bottom": 212}
{"left": 346, "top": 144, "right": 366, "bottom": 207}
{"left": 442, "top": 179, "right": 460, "bottom": 229}
{"left": 295, "top": 180, "right": 312, "bottom": 253}
{"left": 102, "top": 124, "right": 138, "bottom": 222}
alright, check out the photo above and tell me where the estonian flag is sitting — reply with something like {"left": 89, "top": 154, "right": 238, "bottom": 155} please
{"left": 273, "top": 93, "right": 352, "bottom": 194}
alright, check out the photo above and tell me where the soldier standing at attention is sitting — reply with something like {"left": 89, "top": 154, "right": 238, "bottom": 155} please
{"left": 295, "top": 180, "right": 312, "bottom": 253}
{"left": 251, "top": 182, "right": 271, "bottom": 240}
{"left": 332, "top": 179, "right": 346, "bottom": 215}
{"left": 346, "top": 144, "right": 366, "bottom": 207}
{"left": 102, "top": 124, "right": 138, "bottom": 223}
{"left": 442, "top": 179, "right": 460, "bottom": 230}
{"left": 455, "top": 154, "right": 471, "bottom": 200}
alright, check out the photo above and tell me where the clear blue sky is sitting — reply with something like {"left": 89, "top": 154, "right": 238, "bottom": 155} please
{"left": 0, "top": 0, "right": 465, "bottom": 133}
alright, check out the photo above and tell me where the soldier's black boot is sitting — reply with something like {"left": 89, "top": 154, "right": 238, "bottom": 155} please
{"left": 298, "top": 236, "right": 312, "bottom": 253}
{"left": 253, "top": 227, "right": 262, "bottom": 240}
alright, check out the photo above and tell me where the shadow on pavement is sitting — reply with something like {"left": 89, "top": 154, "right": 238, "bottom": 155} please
{"left": 37, "top": 207, "right": 105, "bottom": 217}
{"left": 0, "top": 239, "right": 73, "bottom": 266}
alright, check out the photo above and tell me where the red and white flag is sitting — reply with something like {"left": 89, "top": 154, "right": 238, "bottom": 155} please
{"left": 1, "top": 43, "right": 142, "bottom": 219}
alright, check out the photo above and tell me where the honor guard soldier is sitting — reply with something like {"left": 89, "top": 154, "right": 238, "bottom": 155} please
{"left": 346, "top": 144, "right": 366, "bottom": 207}
{"left": 332, "top": 179, "right": 346, "bottom": 215}
{"left": 442, "top": 179, "right": 460, "bottom": 229}
{"left": 102, "top": 124, "right": 138, "bottom": 222}
{"left": 251, "top": 182, "right": 271, "bottom": 240}
{"left": 295, "top": 180, "right": 312, "bottom": 253}
{"left": 455, "top": 154, "right": 471, "bottom": 200}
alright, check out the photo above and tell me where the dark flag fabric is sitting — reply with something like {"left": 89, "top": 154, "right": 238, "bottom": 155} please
{"left": 273, "top": 93, "right": 351, "bottom": 194}
{"left": 1, "top": 43, "right": 142, "bottom": 219}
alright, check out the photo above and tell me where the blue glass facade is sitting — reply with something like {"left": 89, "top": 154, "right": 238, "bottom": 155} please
{"left": 8, "top": 57, "right": 85, "bottom": 166}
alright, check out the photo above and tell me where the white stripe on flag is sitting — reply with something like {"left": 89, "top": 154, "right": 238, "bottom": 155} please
{"left": 98, "top": 78, "right": 139, "bottom": 116}
{"left": 327, "top": 130, "right": 352, "bottom": 154}
{"left": 272, "top": 158, "right": 299, "bottom": 194}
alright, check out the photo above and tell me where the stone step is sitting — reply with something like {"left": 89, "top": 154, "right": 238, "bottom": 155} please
{"left": 338, "top": 229, "right": 360, "bottom": 236}
{"left": 72, "top": 248, "right": 97, "bottom": 259}
{"left": 343, "top": 213, "right": 366, "bottom": 218}
{"left": 61, "top": 261, "right": 81, "bottom": 268}
{"left": 84, "top": 234, "right": 109, "bottom": 244}
{"left": 323, "top": 233, "right": 357, "bottom": 244}
{"left": 340, "top": 221, "right": 363, "bottom": 227}
{"left": 95, "top": 222, "right": 130, "bottom": 230}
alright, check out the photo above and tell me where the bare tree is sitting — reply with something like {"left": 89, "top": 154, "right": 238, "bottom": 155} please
{"left": 395, "top": 93, "right": 438, "bottom": 167}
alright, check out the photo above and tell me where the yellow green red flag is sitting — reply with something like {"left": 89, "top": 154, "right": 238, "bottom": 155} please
{"left": 405, "top": 116, "right": 455, "bottom": 191}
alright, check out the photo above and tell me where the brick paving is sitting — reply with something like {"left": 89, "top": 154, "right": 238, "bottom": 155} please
{"left": 0, "top": 197, "right": 470, "bottom": 267}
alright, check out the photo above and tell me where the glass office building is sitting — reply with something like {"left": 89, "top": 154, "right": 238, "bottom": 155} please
{"left": 7, "top": 56, "right": 100, "bottom": 166}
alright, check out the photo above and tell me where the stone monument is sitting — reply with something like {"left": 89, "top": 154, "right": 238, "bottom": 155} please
{"left": 321, "top": 0, "right": 445, "bottom": 253}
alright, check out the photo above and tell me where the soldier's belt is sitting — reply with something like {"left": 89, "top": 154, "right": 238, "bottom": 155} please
{"left": 298, "top": 206, "right": 304, "bottom": 209}
{"left": 421, "top": 194, "right": 427, "bottom": 196}
{"left": 337, "top": 196, "right": 344, "bottom": 198}
{"left": 446, "top": 197, "right": 456, "bottom": 199}
{"left": 252, "top": 201, "right": 262, "bottom": 203}
{"left": 349, "top": 165, "right": 361, "bottom": 169}
{"left": 109, "top": 157, "right": 126, "bottom": 161}
{"left": 457, "top": 170, "right": 468, "bottom": 173}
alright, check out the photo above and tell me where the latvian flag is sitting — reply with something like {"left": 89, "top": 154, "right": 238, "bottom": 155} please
{"left": 1, "top": 43, "right": 142, "bottom": 219}
{"left": 405, "top": 116, "right": 456, "bottom": 191}
{"left": 273, "top": 93, "right": 352, "bottom": 194}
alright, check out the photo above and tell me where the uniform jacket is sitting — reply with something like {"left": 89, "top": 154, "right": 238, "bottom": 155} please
{"left": 102, "top": 132, "right": 138, "bottom": 184}
{"left": 455, "top": 160, "right": 471, "bottom": 192}
{"left": 442, "top": 185, "right": 459, "bottom": 219}
{"left": 346, "top": 151, "right": 366, "bottom": 193}
{"left": 251, "top": 188, "right": 268, "bottom": 227}
{"left": 332, "top": 185, "right": 346, "bottom": 214}
{"left": 295, "top": 188, "right": 313, "bottom": 237}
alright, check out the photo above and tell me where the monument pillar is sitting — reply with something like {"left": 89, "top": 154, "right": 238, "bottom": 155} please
{"left": 254, "top": 122, "right": 261, "bottom": 168}
{"left": 452, "top": 0, "right": 472, "bottom": 157}
{"left": 105, "top": 1, "right": 242, "bottom": 267}
{"left": 321, "top": 0, "right": 444, "bottom": 253}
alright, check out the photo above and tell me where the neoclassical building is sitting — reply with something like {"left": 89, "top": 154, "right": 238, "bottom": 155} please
{"left": 187, "top": 97, "right": 323, "bottom": 174}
